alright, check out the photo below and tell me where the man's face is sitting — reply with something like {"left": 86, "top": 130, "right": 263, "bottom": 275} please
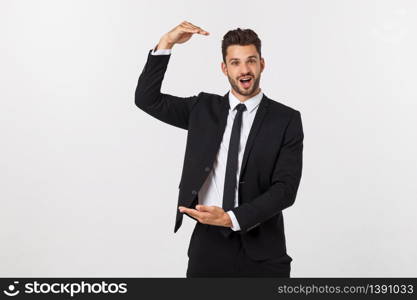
{"left": 221, "top": 44, "right": 265, "bottom": 100}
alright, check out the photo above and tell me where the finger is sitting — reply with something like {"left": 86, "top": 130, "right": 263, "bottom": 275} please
{"left": 179, "top": 207, "right": 201, "bottom": 218}
{"left": 196, "top": 205, "right": 214, "bottom": 212}
{"left": 183, "top": 21, "right": 204, "bottom": 31}
{"left": 179, "top": 24, "right": 199, "bottom": 33}
{"left": 195, "top": 204, "right": 204, "bottom": 211}
{"left": 181, "top": 22, "right": 209, "bottom": 35}
{"left": 180, "top": 22, "right": 196, "bottom": 30}
{"left": 181, "top": 26, "right": 205, "bottom": 35}
{"left": 198, "top": 29, "right": 210, "bottom": 35}
{"left": 179, "top": 206, "right": 192, "bottom": 213}
{"left": 183, "top": 21, "right": 198, "bottom": 28}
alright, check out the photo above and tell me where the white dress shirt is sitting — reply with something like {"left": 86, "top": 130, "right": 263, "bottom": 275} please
{"left": 150, "top": 47, "right": 263, "bottom": 231}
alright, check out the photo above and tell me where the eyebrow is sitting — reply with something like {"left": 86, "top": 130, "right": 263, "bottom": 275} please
{"left": 228, "top": 55, "right": 258, "bottom": 62}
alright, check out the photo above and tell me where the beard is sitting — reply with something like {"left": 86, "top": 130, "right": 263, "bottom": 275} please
{"left": 227, "top": 74, "right": 261, "bottom": 97}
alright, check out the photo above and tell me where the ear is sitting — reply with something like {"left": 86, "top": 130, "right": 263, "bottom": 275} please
{"left": 260, "top": 57, "right": 265, "bottom": 73}
{"left": 221, "top": 61, "right": 228, "bottom": 76}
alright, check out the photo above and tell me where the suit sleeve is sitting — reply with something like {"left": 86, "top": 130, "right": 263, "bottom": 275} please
{"left": 134, "top": 49, "right": 201, "bottom": 130}
{"left": 230, "top": 110, "right": 304, "bottom": 234}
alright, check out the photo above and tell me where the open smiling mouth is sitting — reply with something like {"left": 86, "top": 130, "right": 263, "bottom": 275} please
{"left": 239, "top": 77, "right": 252, "bottom": 88}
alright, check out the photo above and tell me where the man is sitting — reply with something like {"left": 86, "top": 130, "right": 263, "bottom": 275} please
{"left": 135, "top": 21, "right": 303, "bottom": 277}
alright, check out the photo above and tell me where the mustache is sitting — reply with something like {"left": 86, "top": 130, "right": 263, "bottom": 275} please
{"left": 238, "top": 74, "right": 255, "bottom": 79}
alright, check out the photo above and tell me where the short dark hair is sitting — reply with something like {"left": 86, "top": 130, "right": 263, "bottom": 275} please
{"left": 221, "top": 28, "right": 262, "bottom": 63}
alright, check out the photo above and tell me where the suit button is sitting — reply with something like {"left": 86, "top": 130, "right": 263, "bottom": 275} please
{"left": 204, "top": 167, "right": 210, "bottom": 172}
{"left": 191, "top": 190, "right": 197, "bottom": 195}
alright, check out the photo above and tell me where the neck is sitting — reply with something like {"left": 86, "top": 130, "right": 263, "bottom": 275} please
{"left": 231, "top": 88, "right": 261, "bottom": 102}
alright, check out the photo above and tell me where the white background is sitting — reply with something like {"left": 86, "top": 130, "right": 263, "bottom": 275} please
{"left": 1, "top": 0, "right": 416, "bottom": 277}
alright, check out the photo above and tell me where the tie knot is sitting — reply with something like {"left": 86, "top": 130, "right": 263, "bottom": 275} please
{"left": 235, "top": 103, "right": 247, "bottom": 112}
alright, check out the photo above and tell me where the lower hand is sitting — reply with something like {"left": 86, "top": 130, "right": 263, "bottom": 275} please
{"left": 178, "top": 205, "right": 232, "bottom": 228}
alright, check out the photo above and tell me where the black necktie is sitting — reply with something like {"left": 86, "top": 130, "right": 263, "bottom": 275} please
{"left": 223, "top": 103, "right": 247, "bottom": 212}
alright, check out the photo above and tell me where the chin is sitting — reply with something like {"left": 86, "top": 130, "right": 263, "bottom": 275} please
{"left": 239, "top": 87, "right": 256, "bottom": 96}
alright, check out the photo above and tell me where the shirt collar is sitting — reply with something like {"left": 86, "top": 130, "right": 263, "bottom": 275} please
{"left": 228, "top": 89, "right": 263, "bottom": 113}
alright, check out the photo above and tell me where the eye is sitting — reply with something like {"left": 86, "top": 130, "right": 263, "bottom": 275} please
{"left": 231, "top": 61, "right": 238, "bottom": 65}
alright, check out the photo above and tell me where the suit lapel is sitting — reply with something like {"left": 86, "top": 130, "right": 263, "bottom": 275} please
{"left": 239, "top": 94, "right": 269, "bottom": 181}
{"left": 213, "top": 92, "right": 231, "bottom": 147}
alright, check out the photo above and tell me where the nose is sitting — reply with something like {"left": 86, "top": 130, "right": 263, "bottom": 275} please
{"left": 239, "top": 63, "right": 251, "bottom": 76}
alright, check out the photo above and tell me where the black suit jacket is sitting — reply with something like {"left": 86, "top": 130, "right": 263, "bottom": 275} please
{"left": 135, "top": 49, "right": 304, "bottom": 260}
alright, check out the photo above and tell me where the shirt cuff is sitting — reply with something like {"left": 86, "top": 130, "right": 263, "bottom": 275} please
{"left": 151, "top": 46, "right": 172, "bottom": 56}
{"left": 226, "top": 211, "right": 241, "bottom": 231}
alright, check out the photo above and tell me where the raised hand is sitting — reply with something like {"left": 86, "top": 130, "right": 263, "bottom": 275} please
{"left": 156, "top": 21, "right": 210, "bottom": 50}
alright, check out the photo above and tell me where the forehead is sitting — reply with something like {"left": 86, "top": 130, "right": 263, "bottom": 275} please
{"left": 226, "top": 45, "right": 259, "bottom": 61}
